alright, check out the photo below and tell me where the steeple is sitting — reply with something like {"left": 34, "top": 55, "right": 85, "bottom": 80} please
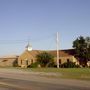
{"left": 26, "top": 42, "right": 32, "bottom": 51}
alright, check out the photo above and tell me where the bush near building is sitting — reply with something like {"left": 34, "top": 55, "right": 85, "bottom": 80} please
{"left": 36, "top": 52, "right": 54, "bottom": 67}
{"left": 61, "top": 61, "right": 79, "bottom": 68}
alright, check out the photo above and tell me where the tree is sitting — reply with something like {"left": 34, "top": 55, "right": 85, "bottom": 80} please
{"left": 73, "top": 36, "right": 90, "bottom": 66}
{"left": 36, "top": 52, "right": 54, "bottom": 67}
{"left": 85, "top": 37, "right": 90, "bottom": 61}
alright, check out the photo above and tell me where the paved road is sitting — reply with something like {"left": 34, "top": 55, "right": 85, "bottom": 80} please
{"left": 0, "top": 68, "right": 90, "bottom": 90}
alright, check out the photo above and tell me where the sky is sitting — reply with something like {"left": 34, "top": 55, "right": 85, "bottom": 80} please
{"left": 0, "top": 0, "right": 90, "bottom": 56}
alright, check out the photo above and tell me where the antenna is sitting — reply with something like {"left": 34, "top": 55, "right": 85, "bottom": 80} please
{"left": 56, "top": 32, "right": 59, "bottom": 68}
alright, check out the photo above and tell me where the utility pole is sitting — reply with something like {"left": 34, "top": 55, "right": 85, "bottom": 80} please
{"left": 56, "top": 32, "right": 59, "bottom": 68}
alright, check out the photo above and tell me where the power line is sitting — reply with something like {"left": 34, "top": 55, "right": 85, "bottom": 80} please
{"left": 0, "top": 34, "right": 55, "bottom": 44}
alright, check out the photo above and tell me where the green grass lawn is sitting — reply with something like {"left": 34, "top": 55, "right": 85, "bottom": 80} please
{"left": 25, "top": 68, "right": 90, "bottom": 80}
{"left": 0, "top": 67, "right": 90, "bottom": 80}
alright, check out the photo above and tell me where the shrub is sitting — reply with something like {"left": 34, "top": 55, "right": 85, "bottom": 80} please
{"left": 61, "top": 61, "right": 79, "bottom": 68}
{"left": 36, "top": 52, "right": 54, "bottom": 67}
{"left": 29, "top": 62, "right": 39, "bottom": 68}
{"left": 46, "top": 62, "right": 55, "bottom": 67}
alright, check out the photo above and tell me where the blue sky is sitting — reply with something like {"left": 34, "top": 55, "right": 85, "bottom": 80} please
{"left": 0, "top": 0, "right": 90, "bottom": 56}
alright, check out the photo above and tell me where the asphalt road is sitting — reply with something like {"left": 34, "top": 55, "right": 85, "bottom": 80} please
{"left": 0, "top": 68, "right": 90, "bottom": 90}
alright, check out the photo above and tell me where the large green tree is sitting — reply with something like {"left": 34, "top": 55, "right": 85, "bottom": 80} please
{"left": 85, "top": 37, "right": 90, "bottom": 61}
{"left": 36, "top": 52, "right": 54, "bottom": 67}
{"left": 73, "top": 36, "right": 90, "bottom": 66}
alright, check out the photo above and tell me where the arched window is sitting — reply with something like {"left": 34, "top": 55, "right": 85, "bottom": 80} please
{"left": 59, "top": 59, "right": 61, "bottom": 64}
{"left": 21, "top": 60, "right": 22, "bottom": 65}
{"left": 26, "top": 60, "right": 28, "bottom": 65}
{"left": 67, "top": 59, "right": 70, "bottom": 63}
{"left": 31, "top": 59, "right": 33, "bottom": 64}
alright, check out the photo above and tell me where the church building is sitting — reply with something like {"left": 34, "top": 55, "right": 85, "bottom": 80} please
{"left": 18, "top": 43, "right": 79, "bottom": 68}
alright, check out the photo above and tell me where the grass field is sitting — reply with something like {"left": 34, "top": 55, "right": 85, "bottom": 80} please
{"left": 28, "top": 68, "right": 90, "bottom": 80}
{"left": 17, "top": 67, "right": 90, "bottom": 80}
{"left": 0, "top": 67, "right": 90, "bottom": 80}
